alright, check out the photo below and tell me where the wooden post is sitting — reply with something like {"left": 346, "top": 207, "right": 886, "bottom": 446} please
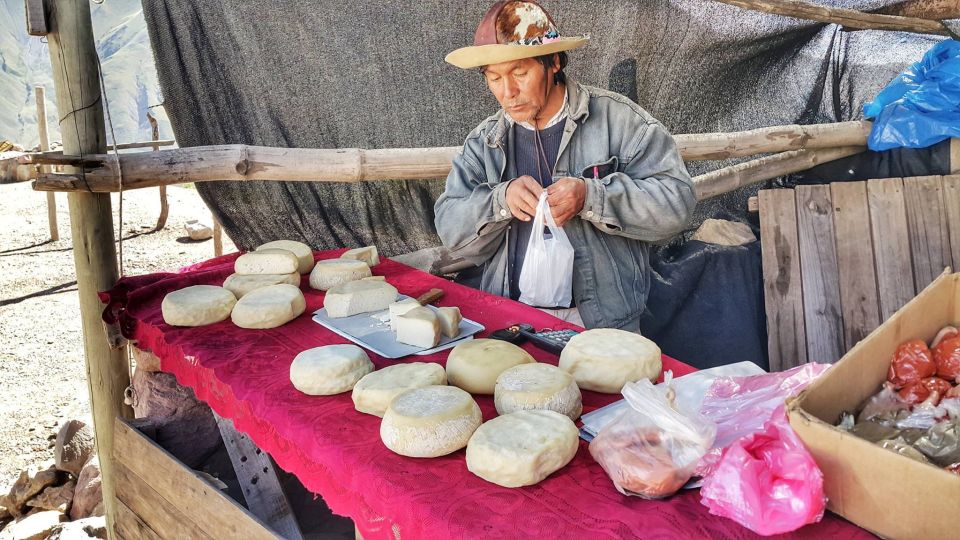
{"left": 147, "top": 112, "right": 169, "bottom": 231}
{"left": 45, "top": 1, "right": 133, "bottom": 538}
{"left": 213, "top": 218, "right": 224, "bottom": 257}
{"left": 35, "top": 86, "right": 59, "bottom": 241}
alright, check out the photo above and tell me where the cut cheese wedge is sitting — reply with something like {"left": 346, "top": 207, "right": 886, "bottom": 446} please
{"left": 395, "top": 306, "right": 441, "bottom": 348}
{"left": 341, "top": 246, "right": 380, "bottom": 267}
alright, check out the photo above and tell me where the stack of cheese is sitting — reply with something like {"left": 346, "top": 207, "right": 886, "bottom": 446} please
{"left": 161, "top": 239, "right": 313, "bottom": 329}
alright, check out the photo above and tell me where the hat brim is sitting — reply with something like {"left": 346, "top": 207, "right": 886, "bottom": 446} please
{"left": 445, "top": 36, "right": 589, "bottom": 69}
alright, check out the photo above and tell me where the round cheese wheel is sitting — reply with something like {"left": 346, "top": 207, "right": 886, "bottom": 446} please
{"left": 352, "top": 362, "right": 447, "bottom": 417}
{"left": 222, "top": 272, "right": 300, "bottom": 298}
{"left": 257, "top": 240, "right": 315, "bottom": 274}
{"left": 381, "top": 385, "right": 482, "bottom": 458}
{"left": 466, "top": 410, "right": 579, "bottom": 487}
{"left": 308, "top": 259, "right": 372, "bottom": 291}
{"left": 495, "top": 363, "right": 583, "bottom": 420}
{"left": 446, "top": 339, "right": 536, "bottom": 395}
{"left": 161, "top": 285, "right": 236, "bottom": 327}
{"left": 289, "top": 345, "right": 373, "bottom": 395}
{"left": 235, "top": 249, "right": 300, "bottom": 275}
{"left": 559, "top": 329, "right": 662, "bottom": 393}
{"left": 231, "top": 284, "right": 306, "bottom": 329}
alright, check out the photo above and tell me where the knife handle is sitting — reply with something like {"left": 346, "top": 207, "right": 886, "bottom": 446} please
{"left": 415, "top": 288, "right": 444, "bottom": 306}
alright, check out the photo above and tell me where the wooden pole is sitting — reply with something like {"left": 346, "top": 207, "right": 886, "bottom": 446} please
{"left": 951, "top": 138, "right": 960, "bottom": 174}
{"left": 25, "top": 120, "right": 872, "bottom": 192}
{"left": 147, "top": 113, "right": 169, "bottom": 230}
{"left": 35, "top": 86, "right": 59, "bottom": 241}
{"left": 213, "top": 218, "right": 224, "bottom": 257}
{"left": 45, "top": 1, "right": 133, "bottom": 538}
{"left": 875, "top": 0, "right": 960, "bottom": 20}
{"left": 712, "top": 0, "right": 951, "bottom": 35}
{"left": 692, "top": 146, "right": 865, "bottom": 200}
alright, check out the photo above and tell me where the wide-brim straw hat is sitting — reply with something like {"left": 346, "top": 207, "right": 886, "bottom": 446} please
{"left": 446, "top": 1, "right": 589, "bottom": 69}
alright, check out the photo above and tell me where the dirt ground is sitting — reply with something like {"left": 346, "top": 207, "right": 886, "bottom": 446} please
{"left": 0, "top": 182, "right": 236, "bottom": 488}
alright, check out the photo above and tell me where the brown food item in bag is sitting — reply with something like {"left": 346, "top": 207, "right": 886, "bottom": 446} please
{"left": 887, "top": 340, "right": 936, "bottom": 388}
{"left": 932, "top": 336, "right": 960, "bottom": 383}
{"left": 589, "top": 426, "right": 689, "bottom": 499}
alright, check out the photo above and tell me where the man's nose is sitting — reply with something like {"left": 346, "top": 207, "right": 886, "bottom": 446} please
{"left": 502, "top": 78, "right": 519, "bottom": 99}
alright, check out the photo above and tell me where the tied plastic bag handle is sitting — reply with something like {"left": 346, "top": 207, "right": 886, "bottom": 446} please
{"left": 518, "top": 192, "right": 575, "bottom": 307}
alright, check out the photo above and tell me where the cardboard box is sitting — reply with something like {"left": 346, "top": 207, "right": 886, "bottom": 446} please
{"left": 787, "top": 271, "right": 960, "bottom": 540}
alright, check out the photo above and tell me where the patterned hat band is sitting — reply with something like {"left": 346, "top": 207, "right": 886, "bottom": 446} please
{"left": 513, "top": 28, "right": 561, "bottom": 46}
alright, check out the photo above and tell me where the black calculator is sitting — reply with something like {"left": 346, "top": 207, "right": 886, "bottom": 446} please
{"left": 489, "top": 323, "right": 580, "bottom": 355}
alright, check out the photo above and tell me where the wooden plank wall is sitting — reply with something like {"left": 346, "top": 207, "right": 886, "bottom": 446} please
{"left": 760, "top": 175, "right": 960, "bottom": 369}
{"left": 113, "top": 418, "right": 280, "bottom": 540}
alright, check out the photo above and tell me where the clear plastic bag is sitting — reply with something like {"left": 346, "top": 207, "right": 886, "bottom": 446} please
{"left": 588, "top": 377, "right": 715, "bottom": 499}
{"left": 518, "top": 192, "right": 574, "bottom": 308}
{"left": 700, "top": 410, "right": 826, "bottom": 536}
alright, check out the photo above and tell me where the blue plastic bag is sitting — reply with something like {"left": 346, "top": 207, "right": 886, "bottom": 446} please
{"left": 864, "top": 40, "right": 960, "bottom": 151}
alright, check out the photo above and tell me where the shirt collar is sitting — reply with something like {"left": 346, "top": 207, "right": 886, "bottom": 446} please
{"left": 504, "top": 87, "right": 568, "bottom": 131}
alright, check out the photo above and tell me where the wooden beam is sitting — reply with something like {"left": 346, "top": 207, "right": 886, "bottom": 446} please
{"left": 45, "top": 2, "right": 134, "bottom": 538}
{"left": 674, "top": 121, "right": 870, "bottom": 161}
{"left": 35, "top": 86, "right": 59, "bottom": 241}
{"left": 25, "top": 0, "right": 48, "bottom": 36}
{"left": 875, "top": 0, "right": 960, "bottom": 20}
{"left": 214, "top": 414, "right": 303, "bottom": 540}
{"left": 713, "top": 0, "right": 950, "bottom": 36}
{"left": 692, "top": 146, "right": 865, "bottom": 200}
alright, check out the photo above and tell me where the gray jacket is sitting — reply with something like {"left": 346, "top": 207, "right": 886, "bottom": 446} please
{"left": 434, "top": 81, "right": 695, "bottom": 330}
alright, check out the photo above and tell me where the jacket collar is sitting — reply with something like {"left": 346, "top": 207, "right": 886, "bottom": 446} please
{"left": 484, "top": 79, "right": 590, "bottom": 147}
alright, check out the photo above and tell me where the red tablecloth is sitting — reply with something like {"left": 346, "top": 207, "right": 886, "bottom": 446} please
{"left": 102, "top": 250, "right": 871, "bottom": 540}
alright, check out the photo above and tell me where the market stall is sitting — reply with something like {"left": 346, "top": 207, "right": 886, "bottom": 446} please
{"left": 101, "top": 249, "right": 869, "bottom": 539}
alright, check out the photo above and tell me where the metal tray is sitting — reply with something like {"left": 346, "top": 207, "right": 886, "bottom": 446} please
{"left": 311, "top": 295, "right": 484, "bottom": 359}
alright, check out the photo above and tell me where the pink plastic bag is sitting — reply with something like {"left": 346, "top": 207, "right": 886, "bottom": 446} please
{"left": 696, "top": 363, "right": 830, "bottom": 477}
{"left": 699, "top": 409, "right": 826, "bottom": 536}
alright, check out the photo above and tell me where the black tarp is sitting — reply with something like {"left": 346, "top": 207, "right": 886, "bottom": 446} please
{"left": 141, "top": 0, "right": 944, "bottom": 255}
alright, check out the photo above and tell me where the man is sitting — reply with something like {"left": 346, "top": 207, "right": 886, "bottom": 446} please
{"left": 435, "top": 0, "right": 695, "bottom": 331}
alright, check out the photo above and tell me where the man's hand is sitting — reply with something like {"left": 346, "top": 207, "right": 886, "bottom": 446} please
{"left": 505, "top": 175, "right": 543, "bottom": 222}
{"left": 546, "top": 176, "right": 586, "bottom": 227}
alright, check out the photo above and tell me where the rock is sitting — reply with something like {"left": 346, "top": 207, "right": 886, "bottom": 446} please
{"left": 54, "top": 420, "right": 95, "bottom": 477}
{"left": 0, "top": 505, "right": 9, "bottom": 520}
{"left": 2, "top": 465, "right": 61, "bottom": 517}
{"left": 4, "top": 510, "right": 66, "bottom": 540}
{"left": 25, "top": 481, "right": 74, "bottom": 513}
{"left": 184, "top": 220, "right": 213, "bottom": 241}
{"left": 47, "top": 516, "right": 107, "bottom": 540}
{"left": 132, "top": 370, "right": 220, "bottom": 468}
{"left": 68, "top": 459, "right": 101, "bottom": 522}
{"left": 690, "top": 218, "right": 757, "bottom": 246}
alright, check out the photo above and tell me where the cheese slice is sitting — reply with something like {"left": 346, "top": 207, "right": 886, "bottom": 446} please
{"left": 559, "top": 329, "right": 662, "bottom": 393}
{"left": 162, "top": 285, "right": 237, "bottom": 327}
{"left": 380, "top": 385, "right": 482, "bottom": 457}
{"left": 231, "top": 284, "right": 306, "bottom": 329}
{"left": 256, "top": 240, "right": 315, "bottom": 274}
{"left": 466, "top": 410, "right": 579, "bottom": 487}
{"left": 494, "top": 363, "right": 583, "bottom": 420}
{"left": 289, "top": 345, "right": 373, "bottom": 395}
{"left": 323, "top": 279, "right": 398, "bottom": 318}
{"left": 235, "top": 249, "right": 300, "bottom": 275}
{"left": 395, "top": 306, "right": 441, "bottom": 349}
{"left": 309, "top": 259, "right": 372, "bottom": 291}
{"left": 222, "top": 272, "right": 300, "bottom": 298}
{"left": 446, "top": 339, "right": 536, "bottom": 395}
{"left": 341, "top": 246, "right": 380, "bottom": 267}
{"left": 388, "top": 298, "right": 420, "bottom": 331}
{"left": 436, "top": 306, "right": 462, "bottom": 338}
{"left": 352, "top": 362, "right": 447, "bottom": 417}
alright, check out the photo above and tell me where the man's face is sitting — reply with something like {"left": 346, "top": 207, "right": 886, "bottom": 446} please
{"left": 482, "top": 57, "right": 556, "bottom": 123}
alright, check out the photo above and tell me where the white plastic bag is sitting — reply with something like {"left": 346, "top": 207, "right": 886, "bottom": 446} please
{"left": 518, "top": 192, "right": 575, "bottom": 307}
